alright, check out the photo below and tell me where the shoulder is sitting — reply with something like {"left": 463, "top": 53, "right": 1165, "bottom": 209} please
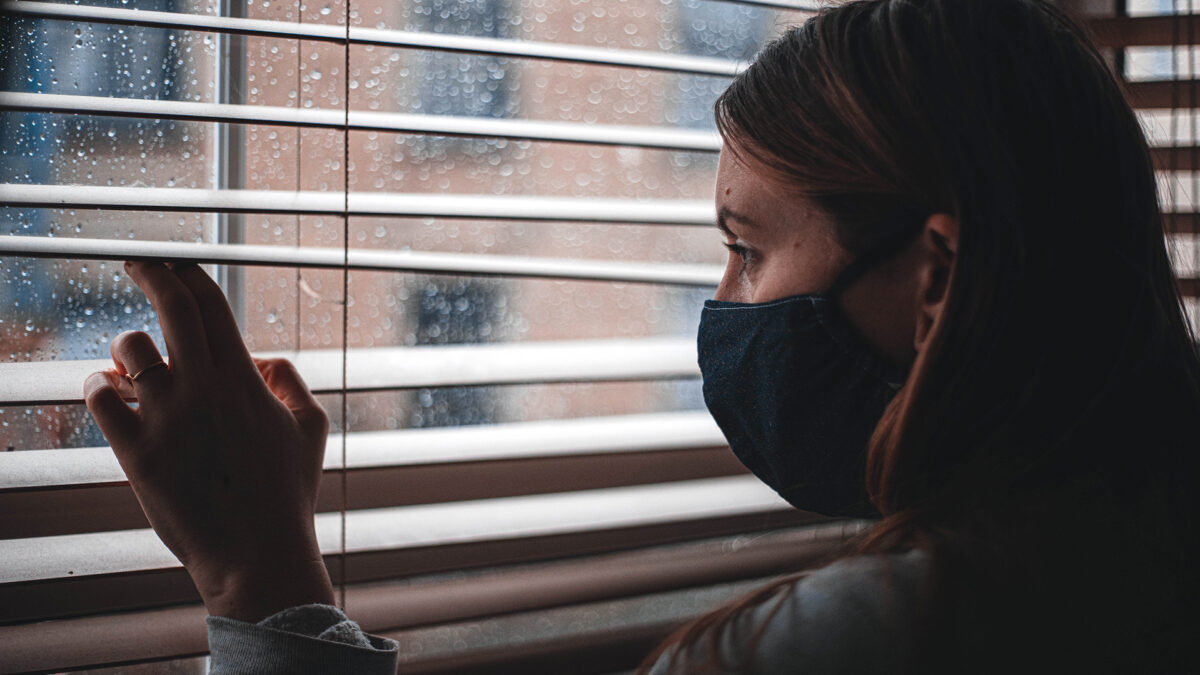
{"left": 649, "top": 549, "right": 927, "bottom": 675}
{"left": 784, "top": 548, "right": 928, "bottom": 620}
{"left": 748, "top": 549, "right": 927, "bottom": 674}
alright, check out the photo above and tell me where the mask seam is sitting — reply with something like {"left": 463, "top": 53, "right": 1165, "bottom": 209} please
{"left": 703, "top": 295, "right": 814, "bottom": 312}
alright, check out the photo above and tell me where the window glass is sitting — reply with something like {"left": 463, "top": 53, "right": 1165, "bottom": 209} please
{"left": 1, "top": 5, "right": 218, "bottom": 448}
{"left": 0, "top": 1, "right": 774, "bottom": 448}
{"left": 353, "top": 0, "right": 794, "bottom": 54}
{"left": 1126, "top": 0, "right": 1186, "bottom": 16}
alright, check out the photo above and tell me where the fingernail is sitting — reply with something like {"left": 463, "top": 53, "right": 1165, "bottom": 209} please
{"left": 84, "top": 372, "right": 110, "bottom": 400}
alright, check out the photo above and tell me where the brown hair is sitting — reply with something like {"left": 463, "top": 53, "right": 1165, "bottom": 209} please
{"left": 643, "top": 0, "right": 1200, "bottom": 672}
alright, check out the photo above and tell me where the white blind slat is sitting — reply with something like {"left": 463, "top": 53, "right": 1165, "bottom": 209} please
{"left": 0, "top": 92, "right": 722, "bottom": 152}
{"left": 0, "top": 411, "right": 725, "bottom": 490}
{"left": 0, "top": 235, "right": 723, "bottom": 286}
{"left": 0, "top": 476, "right": 788, "bottom": 584}
{"left": 0, "top": 337, "right": 700, "bottom": 405}
{"left": 0, "top": 184, "right": 717, "bottom": 224}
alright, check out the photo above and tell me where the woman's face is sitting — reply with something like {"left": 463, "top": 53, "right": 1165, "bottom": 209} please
{"left": 713, "top": 149, "right": 934, "bottom": 369}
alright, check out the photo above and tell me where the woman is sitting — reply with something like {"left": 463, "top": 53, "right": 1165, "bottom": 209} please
{"left": 83, "top": 0, "right": 1200, "bottom": 672}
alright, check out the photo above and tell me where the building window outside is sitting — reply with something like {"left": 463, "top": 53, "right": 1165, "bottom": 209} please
{"left": 413, "top": 0, "right": 514, "bottom": 119}
{"left": 673, "top": 0, "right": 767, "bottom": 129}
{"left": 410, "top": 277, "right": 512, "bottom": 427}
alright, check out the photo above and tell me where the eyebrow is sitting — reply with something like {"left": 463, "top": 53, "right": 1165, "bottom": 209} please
{"left": 716, "top": 206, "right": 759, "bottom": 238}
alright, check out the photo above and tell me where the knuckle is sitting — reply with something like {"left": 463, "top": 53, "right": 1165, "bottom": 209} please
{"left": 84, "top": 382, "right": 112, "bottom": 408}
{"left": 112, "top": 330, "right": 156, "bottom": 355}
{"left": 302, "top": 405, "right": 330, "bottom": 434}
{"left": 263, "top": 358, "right": 297, "bottom": 377}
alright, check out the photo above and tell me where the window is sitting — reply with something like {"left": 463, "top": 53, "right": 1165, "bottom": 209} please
{"left": 1119, "top": 0, "right": 1200, "bottom": 332}
{"left": 4, "top": 0, "right": 1192, "bottom": 672}
{"left": 0, "top": 0, "right": 823, "bottom": 670}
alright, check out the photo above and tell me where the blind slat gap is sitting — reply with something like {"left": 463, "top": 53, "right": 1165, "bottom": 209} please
{"left": 1152, "top": 145, "right": 1200, "bottom": 169}
{"left": 1087, "top": 13, "right": 1200, "bottom": 47}
{"left": 1126, "top": 79, "right": 1200, "bottom": 108}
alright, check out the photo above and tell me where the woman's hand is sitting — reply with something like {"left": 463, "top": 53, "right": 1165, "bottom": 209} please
{"left": 83, "top": 261, "right": 335, "bottom": 622}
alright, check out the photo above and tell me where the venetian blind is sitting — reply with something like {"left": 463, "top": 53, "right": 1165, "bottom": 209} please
{"left": 0, "top": 0, "right": 836, "bottom": 672}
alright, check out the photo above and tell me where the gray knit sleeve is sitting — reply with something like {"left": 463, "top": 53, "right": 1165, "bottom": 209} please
{"left": 207, "top": 604, "right": 399, "bottom": 674}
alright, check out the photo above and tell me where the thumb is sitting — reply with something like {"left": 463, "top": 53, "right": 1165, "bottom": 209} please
{"left": 84, "top": 370, "right": 141, "bottom": 450}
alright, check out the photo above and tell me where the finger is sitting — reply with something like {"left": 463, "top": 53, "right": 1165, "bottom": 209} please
{"left": 168, "top": 263, "right": 256, "bottom": 373}
{"left": 84, "top": 370, "right": 140, "bottom": 449}
{"left": 255, "top": 358, "right": 324, "bottom": 421}
{"left": 101, "top": 363, "right": 138, "bottom": 401}
{"left": 110, "top": 330, "right": 171, "bottom": 400}
{"left": 124, "top": 260, "right": 212, "bottom": 372}
{"left": 112, "top": 371, "right": 137, "bottom": 402}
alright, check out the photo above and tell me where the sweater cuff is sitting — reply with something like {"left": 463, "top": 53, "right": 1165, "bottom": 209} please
{"left": 259, "top": 603, "right": 376, "bottom": 648}
{"left": 207, "top": 605, "right": 398, "bottom": 675}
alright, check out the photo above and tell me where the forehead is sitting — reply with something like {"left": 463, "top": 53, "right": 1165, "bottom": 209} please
{"left": 715, "top": 149, "right": 825, "bottom": 234}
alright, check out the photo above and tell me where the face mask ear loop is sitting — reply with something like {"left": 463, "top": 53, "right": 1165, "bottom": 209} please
{"left": 823, "top": 206, "right": 930, "bottom": 299}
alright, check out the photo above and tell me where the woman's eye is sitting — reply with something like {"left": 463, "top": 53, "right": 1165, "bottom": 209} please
{"left": 723, "top": 241, "right": 755, "bottom": 268}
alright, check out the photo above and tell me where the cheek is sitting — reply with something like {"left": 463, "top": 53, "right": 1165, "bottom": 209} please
{"left": 751, "top": 252, "right": 830, "bottom": 303}
{"left": 714, "top": 257, "right": 753, "bottom": 302}
{"left": 838, "top": 270, "right": 921, "bottom": 368}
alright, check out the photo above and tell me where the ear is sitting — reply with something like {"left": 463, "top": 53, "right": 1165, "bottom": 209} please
{"left": 913, "top": 213, "right": 959, "bottom": 353}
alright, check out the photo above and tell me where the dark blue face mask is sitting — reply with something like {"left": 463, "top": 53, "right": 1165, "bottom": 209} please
{"left": 697, "top": 211, "right": 924, "bottom": 518}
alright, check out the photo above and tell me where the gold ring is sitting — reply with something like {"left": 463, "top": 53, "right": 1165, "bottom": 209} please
{"left": 126, "top": 361, "right": 168, "bottom": 383}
